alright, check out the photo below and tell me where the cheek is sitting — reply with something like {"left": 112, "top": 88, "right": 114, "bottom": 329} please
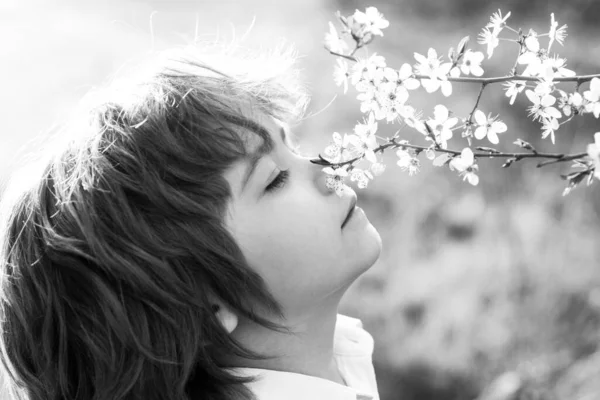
{"left": 232, "top": 203, "right": 343, "bottom": 296}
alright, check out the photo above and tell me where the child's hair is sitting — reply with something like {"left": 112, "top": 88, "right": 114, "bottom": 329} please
{"left": 0, "top": 40, "right": 310, "bottom": 400}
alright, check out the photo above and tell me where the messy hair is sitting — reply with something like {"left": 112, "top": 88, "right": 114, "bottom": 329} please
{"left": 0, "top": 41, "right": 310, "bottom": 400}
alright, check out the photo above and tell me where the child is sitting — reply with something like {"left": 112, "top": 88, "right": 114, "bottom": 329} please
{"left": 0, "top": 41, "right": 383, "bottom": 400}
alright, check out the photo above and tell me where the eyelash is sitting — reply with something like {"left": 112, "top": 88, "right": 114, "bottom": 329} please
{"left": 265, "top": 169, "right": 290, "bottom": 192}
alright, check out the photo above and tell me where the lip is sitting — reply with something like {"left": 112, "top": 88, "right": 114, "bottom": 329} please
{"left": 341, "top": 195, "right": 357, "bottom": 229}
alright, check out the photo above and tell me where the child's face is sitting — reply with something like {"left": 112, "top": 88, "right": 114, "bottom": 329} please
{"left": 223, "top": 112, "right": 382, "bottom": 319}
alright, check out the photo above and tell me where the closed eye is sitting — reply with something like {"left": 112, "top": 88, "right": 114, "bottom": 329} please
{"left": 265, "top": 169, "right": 290, "bottom": 192}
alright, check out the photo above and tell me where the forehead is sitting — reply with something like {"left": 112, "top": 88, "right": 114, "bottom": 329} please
{"left": 239, "top": 112, "right": 284, "bottom": 156}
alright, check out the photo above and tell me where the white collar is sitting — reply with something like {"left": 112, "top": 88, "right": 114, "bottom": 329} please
{"left": 224, "top": 314, "right": 378, "bottom": 400}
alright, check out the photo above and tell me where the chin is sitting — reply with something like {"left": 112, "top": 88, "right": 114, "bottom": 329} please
{"left": 348, "top": 224, "right": 383, "bottom": 279}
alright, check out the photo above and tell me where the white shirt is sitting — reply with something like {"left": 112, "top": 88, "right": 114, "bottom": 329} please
{"left": 224, "top": 314, "right": 380, "bottom": 400}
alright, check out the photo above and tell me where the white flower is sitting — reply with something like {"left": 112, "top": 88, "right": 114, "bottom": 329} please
{"left": 449, "top": 147, "right": 479, "bottom": 185}
{"left": 375, "top": 96, "right": 411, "bottom": 122}
{"left": 333, "top": 59, "right": 349, "bottom": 94}
{"left": 517, "top": 31, "right": 543, "bottom": 76}
{"left": 414, "top": 48, "right": 453, "bottom": 96}
{"left": 548, "top": 13, "right": 567, "bottom": 51}
{"left": 426, "top": 105, "right": 458, "bottom": 149}
{"left": 323, "top": 132, "right": 352, "bottom": 163}
{"left": 352, "top": 7, "right": 390, "bottom": 37}
{"left": 348, "top": 116, "right": 379, "bottom": 163}
{"left": 587, "top": 132, "right": 600, "bottom": 181}
{"left": 370, "top": 162, "right": 386, "bottom": 176}
{"left": 357, "top": 88, "right": 381, "bottom": 116}
{"left": 354, "top": 112, "right": 378, "bottom": 137}
{"left": 541, "top": 56, "right": 575, "bottom": 81}
{"left": 477, "top": 27, "right": 500, "bottom": 59}
{"left": 525, "top": 90, "right": 561, "bottom": 121}
{"left": 460, "top": 50, "right": 485, "bottom": 76}
{"left": 396, "top": 149, "right": 420, "bottom": 176}
{"left": 583, "top": 77, "right": 600, "bottom": 118}
{"left": 324, "top": 22, "right": 348, "bottom": 54}
{"left": 486, "top": 9, "right": 511, "bottom": 35}
{"left": 533, "top": 80, "right": 555, "bottom": 97}
{"left": 503, "top": 80, "right": 526, "bottom": 105}
{"left": 473, "top": 110, "right": 507, "bottom": 144}
{"left": 322, "top": 167, "right": 349, "bottom": 197}
{"left": 524, "top": 32, "right": 540, "bottom": 52}
{"left": 351, "top": 53, "right": 386, "bottom": 86}
{"left": 383, "top": 64, "right": 420, "bottom": 91}
{"left": 349, "top": 167, "right": 374, "bottom": 189}
{"left": 559, "top": 91, "right": 583, "bottom": 117}
{"left": 541, "top": 117, "right": 559, "bottom": 144}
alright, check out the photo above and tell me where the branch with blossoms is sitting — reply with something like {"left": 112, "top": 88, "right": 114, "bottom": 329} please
{"left": 313, "top": 7, "right": 600, "bottom": 197}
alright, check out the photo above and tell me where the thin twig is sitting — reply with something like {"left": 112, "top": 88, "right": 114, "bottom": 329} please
{"left": 309, "top": 139, "right": 588, "bottom": 169}
{"left": 468, "top": 83, "right": 487, "bottom": 123}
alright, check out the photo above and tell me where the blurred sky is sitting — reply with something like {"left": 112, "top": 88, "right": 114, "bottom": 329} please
{"left": 0, "top": 0, "right": 337, "bottom": 191}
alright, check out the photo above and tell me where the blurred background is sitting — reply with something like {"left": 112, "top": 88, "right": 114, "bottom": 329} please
{"left": 1, "top": 0, "right": 599, "bottom": 399}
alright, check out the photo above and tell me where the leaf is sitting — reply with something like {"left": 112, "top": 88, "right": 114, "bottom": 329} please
{"left": 513, "top": 138, "right": 536, "bottom": 152}
{"left": 336, "top": 11, "right": 348, "bottom": 28}
{"left": 457, "top": 36, "right": 470, "bottom": 58}
{"left": 448, "top": 46, "right": 455, "bottom": 62}
{"left": 502, "top": 157, "right": 517, "bottom": 168}
{"left": 476, "top": 146, "right": 500, "bottom": 153}
{"left": 433, "top": 153, "right": 452, "bottom": 167}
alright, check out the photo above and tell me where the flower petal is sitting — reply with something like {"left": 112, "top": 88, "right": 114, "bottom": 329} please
{"left": 474, "top": 126, "right": 487, "bottom": 140}
{"left": 433, "top": 104, "right": 449, "bottom": 121}
{"left": 474, "top": 109, "right": 487, "bottom": 125}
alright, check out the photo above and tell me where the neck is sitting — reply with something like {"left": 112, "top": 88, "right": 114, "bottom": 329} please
{"left": 215, "top": 293, "right": 348, "bottom": 386}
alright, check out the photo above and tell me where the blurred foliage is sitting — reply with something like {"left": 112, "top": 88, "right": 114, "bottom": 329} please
{"left": 330, "top": 1, "right": 600, "bottom": 400}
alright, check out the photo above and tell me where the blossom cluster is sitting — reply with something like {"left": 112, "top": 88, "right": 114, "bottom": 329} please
{"left": 320, "top": 7, "right": 600, "bottom": 197}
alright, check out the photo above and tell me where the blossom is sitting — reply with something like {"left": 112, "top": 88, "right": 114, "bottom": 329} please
{"left": 383, "top": 64, "right": 420, "bottom": 91}
{"left": 548, "top": 13, "right": 567, "bottom": 51}
{"left": 322, "top": 166, "right": 349, "bottom": 197}
{"left": 449, "top": 147, "right": 479, "bottom": 185}
{"left": 558, "top": 91, "right": 583, "bottom": 117}
{"left": 324, "top": 22, "right": 348, "bottom": 54}
{"left": 347, "top": 114, "right": 379, "bottom": 163}
{"left": 357, "top": 88, "right": 381, "bottom": 115}
{"left": 350, "top": 53, "right": 386, "bottom": 86}
{"left": 333, "top": 59, "right": 350, "bottom": 94}
{"left": 486, "top": 9, "right": 511, "bottom": 35}
{"left": 349, "top": 167, "right": 374, "bottom": 189}
{"left": 323, "top": 132, "right": 352, "bottom": 162}
{"left": 425, "top": 104, "right": 458, "bottom": 149}
{"left": 370, "top": 162, "right": 386, "bottom": 176}
{"left": 477, "top": 27, "right": 500, "bottom": 59}
{"left": 414, "top": 48, "right": 453, "bottom": 96}
{"left": 460, "top": 50, "right": 485, "bottom": 76}
{"left": 396, "top": 149, "right": 421, "bottom": 176}
{"left": 354, "top": 112, "right": 378, "bottom": 137}
{"left": 517, "top": 31, "right": 544, "bottom": 76}
{"left": 352, "top": 7, "right": 390, "bottom": 37}
{"left": 473, "top": 110, "right": 507, "bottom": 144}
{"left": 503, "top": 80, "right": 526, "bottom": 105}
{"left": 525, "top": 90, "right": 561, "bottom": 121}
{"left": 541, "top": 56, "right": 575, "bottom": 81}
{"left": 587, "top": 132, "right": 600, "bottom": 181}
{"left": 541, "top": 117, "right": 559, "bottom": 144}
{"left": 583, "top": 77, "right": 600, "bottom": 118}
{"left": 375, "top": 93, "right": 412, "bottom": 122}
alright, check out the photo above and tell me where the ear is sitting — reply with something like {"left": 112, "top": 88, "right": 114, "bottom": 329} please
{"left": 209, "top": 296, "right": 238, "bottom": 334}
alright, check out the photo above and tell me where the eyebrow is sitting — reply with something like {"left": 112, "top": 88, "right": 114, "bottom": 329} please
{"left": 241, "top": 125, "right": 288, "bottom": 193}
